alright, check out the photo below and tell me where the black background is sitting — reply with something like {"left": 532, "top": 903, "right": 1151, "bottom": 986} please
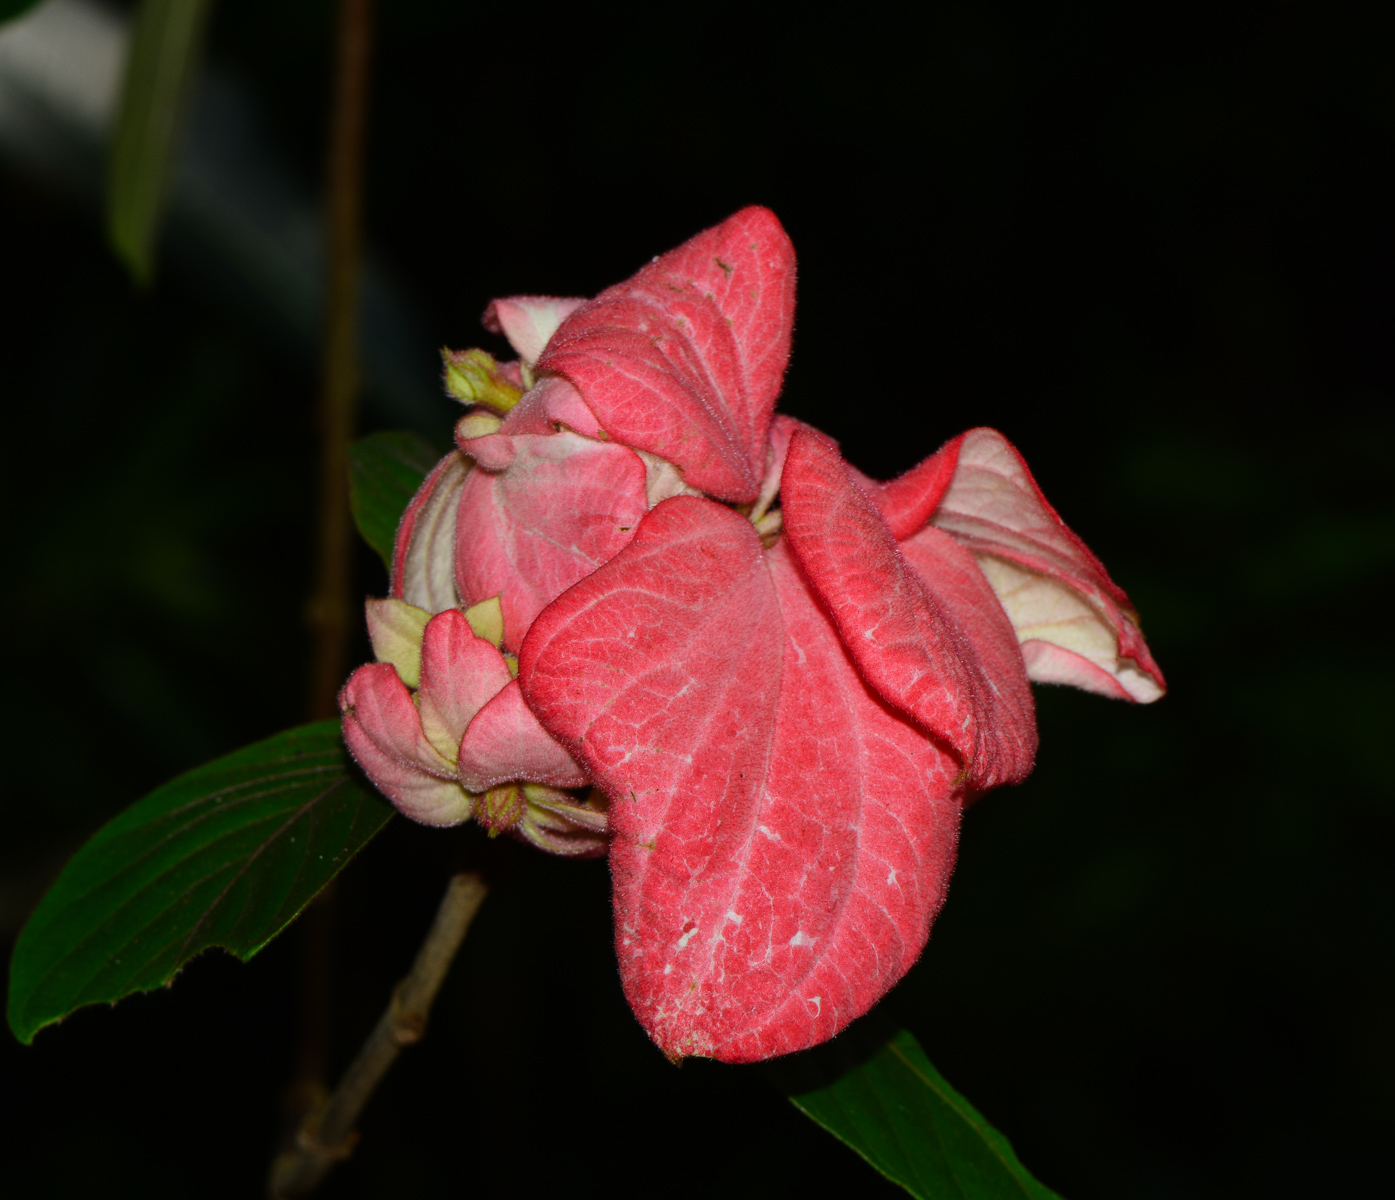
{"left": 3, "top": 3, "right": 1392, "bottom": 1197}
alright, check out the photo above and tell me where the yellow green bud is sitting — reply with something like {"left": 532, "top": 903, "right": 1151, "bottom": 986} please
{"left": 441, "top": 347, "right": 524, "bottom": 413}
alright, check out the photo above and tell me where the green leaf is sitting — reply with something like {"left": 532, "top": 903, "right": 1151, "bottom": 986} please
{"left": 349, "top": 430, "right": 440, "bottom": 568}
{"left": 0, "top": 0, "right": 46, "bottom": 26}
{"left": 769, "top": 1017, "right": 1064, "bottom": 1200}
{"left": 7, "top": 722, "right": 393, "bottom": 1045}
{"left": 105, "top": 0, "right": 213, "bottom": 284}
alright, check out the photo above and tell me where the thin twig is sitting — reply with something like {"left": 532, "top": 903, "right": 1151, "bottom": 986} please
{"left": 285, "top": 0, "right": 376, "bottom": 1143}
{"left": 269, "top": 873, "right": 489, "bottom": 1198}
{"left": 307, "top": 0, "right": 375, "bottom": 721}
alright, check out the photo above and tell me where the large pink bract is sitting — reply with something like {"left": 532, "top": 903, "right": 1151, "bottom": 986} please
{"left": 340, "top": 207, "right": 1165, "bottom": 1062}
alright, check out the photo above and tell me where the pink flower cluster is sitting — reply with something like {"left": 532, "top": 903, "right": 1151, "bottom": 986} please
{"left": 340, "top": 208, "right": 1164, "bottom": 1062}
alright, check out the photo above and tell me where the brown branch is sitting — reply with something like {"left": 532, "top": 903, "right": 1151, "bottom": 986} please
{"left": 269, "top": 873, "right": 489, "bottom": 1199}
{"left": 285, "top": 0, "right": 376, "bottom": 1145}
{"left": 307, "top": 0, "right": 375, "bottom": 721}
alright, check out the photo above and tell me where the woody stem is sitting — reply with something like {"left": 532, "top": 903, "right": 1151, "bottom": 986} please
{"left": 286, "top": 0, "right": 376, "bottom": 1144}
{"left": 268, "top": 873, "right": 489, "bottom": 1199}
{"left": 307, "top": 0, "right": 374, "bottom": 720}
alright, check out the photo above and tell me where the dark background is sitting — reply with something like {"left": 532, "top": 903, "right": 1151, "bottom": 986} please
{"left": 3, "top": 2, "right": 1392, "bottom": 1197}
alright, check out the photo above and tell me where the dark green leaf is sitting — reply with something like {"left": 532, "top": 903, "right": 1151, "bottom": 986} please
{"left": 769, "top": 1017, "right": 1063, "bottom": 1200}
{"left": 105, "top": 0, "right": 213, "bottom": 284}
{"left": 7, "top": 722, "right": 392, "bottom": 1045}
{"left": 0, "top": 0, "right": 46, "bottom": 25}
{"left": 349, "top": 430, "right": 440, "bottom": 568}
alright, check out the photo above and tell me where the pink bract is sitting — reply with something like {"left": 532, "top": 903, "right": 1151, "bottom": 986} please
{"left": 340, "top": 206, "right": 1166, "bottom": 1063}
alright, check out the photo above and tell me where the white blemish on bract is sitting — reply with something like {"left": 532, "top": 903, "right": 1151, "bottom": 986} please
{"left": 887, "top": 868, "right": 898, "bottom": 886}
{"left": 757, "top": 825, "right": 780, "bottom": 842}
{"left": 725, "top": 910, "right": 743, "bottom": 926}
{"left": 789, "top": 931, "right": 816, "bottom": 948}
{"left": 807, "top": 996, "right": 822, "bottom": 1017}
{"left": 663, "top": 964, "right": 673, "bottom": 975}
{"left": 677, "top": 924, "right": 700, "bottom": 950}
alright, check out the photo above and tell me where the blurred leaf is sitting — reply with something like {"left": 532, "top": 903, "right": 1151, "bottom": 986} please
{"left": 770, "top": 1017, "right": 1063, "bottom": 1199}
{"left": 7, "top": 721, "right": 392, "bottom": 1045}
{"left": 0, "top": 0, "right": 45, "bottom": 25}
{"left": 349, "top": 430, "right": 439, "bottom": 568}
{"left": 106, "top": 0, "right": 213, "bottom": 284}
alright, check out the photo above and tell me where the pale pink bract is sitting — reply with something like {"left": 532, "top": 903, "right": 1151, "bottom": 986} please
{"left": 339, "top": 207, "right": 1165, "bottom": 1062}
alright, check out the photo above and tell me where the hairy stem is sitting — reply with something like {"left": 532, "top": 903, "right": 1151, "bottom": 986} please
{"left": 269, "top": 873, "right": 489, "bottom": 1198}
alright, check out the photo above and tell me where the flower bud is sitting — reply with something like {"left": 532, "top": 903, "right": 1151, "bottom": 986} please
{"left": 441, "top": 347, "right": 524, "bottom": 413}
{"left": 474, "top": 783, "right": 527, "bottom": 835}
